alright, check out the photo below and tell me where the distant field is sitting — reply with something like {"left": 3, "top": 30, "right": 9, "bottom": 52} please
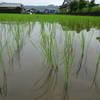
{"left": 0, "top": 14, "right": 100, "bottom": 31}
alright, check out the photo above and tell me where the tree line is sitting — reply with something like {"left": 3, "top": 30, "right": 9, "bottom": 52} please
{"left": 0, "top": 7, "right": 22, "bottom": 13}
{"left": 58, "top": 0, "right": 100, "bottom": 14}
{"left": 70, "top": 0, "right": 97, "bottom": 13}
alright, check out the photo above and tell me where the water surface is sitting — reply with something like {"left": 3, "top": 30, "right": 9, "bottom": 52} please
{"left": 0, "top": 22, "right": 100, "bottom": 100}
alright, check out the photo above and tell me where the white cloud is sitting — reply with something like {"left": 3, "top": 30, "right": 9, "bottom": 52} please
{"left": 0, "top": 0, "right": 100, "bottom": 5}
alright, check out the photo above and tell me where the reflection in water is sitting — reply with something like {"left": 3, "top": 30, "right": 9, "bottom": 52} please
{"left": 31, "top": 67, "right": 58, "bottom": 99}
{"left": 84, "top": 51, "right": 100, "bottom": 94}
{"left": 75, "top": 54, "right": 84, "bottom": 77}
{"left": 0, "top": 21, "right": 35, "bottom": 72}
{"left": 59, "top": 18, "right": 100, "bottom": 33}
{"left": 30, "top": 24, "right": 100, "bottom": 100}
{"left": 8, "top": 43, "right": 22, "bottom": 71}
{"left": 0, "top": 21, "right": 35, "bottom": 100}
{"left": 0, "top": 21, "right": 100, "bottom": 100}
{"left": 74, "top": 31, "right": 94, "bottom": 77}
{"left": 0, "top": 36, "right": 8, "bottom": 73}
{"left": 96, "top": 37, "right": 100, "bottom": 42}
{"left": 0, "top": 72, "right": 7, "bottom": 100}
{"left": 0, "top": 24, "right": 7, "bottom": 100}
{"left": 57, "top": 83, "right": 69, "bottom": 100}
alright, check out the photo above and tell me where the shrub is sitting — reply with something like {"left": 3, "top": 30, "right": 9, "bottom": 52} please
{"left": 68, "top": 9, "right": 72, "bottom": 13}
{"left": 81, "top": 7, "right": 90, "bottom": 13}
{"left": 75, "top": 9, "right": 81, "bottom": 13}
{"left": 0, "top": 7, "right": 22, "bottom": 13}
{"left": 14, "top": 7, "right": 22, "bottom": 13}
{"left": 91, "top": 6, "right": 100, "bottom": 12}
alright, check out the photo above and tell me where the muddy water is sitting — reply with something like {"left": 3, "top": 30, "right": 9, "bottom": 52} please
{"left": 0, "top": 22, "right": 100, "bottom": 100}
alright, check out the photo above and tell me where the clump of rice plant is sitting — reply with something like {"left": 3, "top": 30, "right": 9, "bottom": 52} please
{"left": 63, "top": 31, "right": 75, "bottom": 84}
{"left": 39, "top": 22, "right": 59, "bottom": 68}
{"left": 0, "top": 37, "right": 9, "bottom": 72}
{"left": 74, "top": 30, "right": 94, "bottom": 77}
{"left": 81, "top": 32, "right": 85, "bottom": 56}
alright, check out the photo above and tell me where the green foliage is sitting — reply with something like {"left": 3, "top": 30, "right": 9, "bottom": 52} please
{"left": 67, "top": 9, "right": 71, "bottom": 13}
{"left": 0, "top": 7, "right": 22, "bottom": 13}
{"left": 69, "top": 0, "right": 100, "bottom": 14}
{"left": 35, "top": 10, "right": 44, "bottom": 14}
{"left": 75, "top": 9, "right": 81, "bottom": 13}
{"left": 88, "top": 0, "right": 96, "bottom": 8}
{"left": 70, "top": 1, "right": 79, "bottom": 12}
{"left": 69, "top": 0, "right": 88, "bottom": 12}
{"left": 14, "top": 7, "right": 22, "bottom": 13}
{"left": 91, "top": 6, "right": 100, "bottom": 12}
{"left": 0, "top": 14, "right": 100, "bottom": 32}
{"left": 81, "top": 7, "right": 90, "bottom": 13}
{"left": 78, "top": 0, "right": 87, "bottom": 10}
{"left": 59, "top": 8, "right": 67, "bottom": 13}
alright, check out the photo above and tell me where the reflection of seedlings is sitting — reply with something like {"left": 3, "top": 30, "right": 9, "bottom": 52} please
{"left": 84, "top": 32, "right": 94, "bottom": 64}
{"left": 0, "top": 40, "right": 9, "bottom": 72}
{"left": 57, "top": 83, "right": 69, "bottom": 100}
{"left": 31, "top": 67, "right": 58, "bottom": 99}
{"left": 6, "top": 22, "right": 33, "bottom": 71}
{"left": 7, "top": 22, "right": 22, "bottom": 60}
{"left": 0, "top": 72, "right": 7, "bottom": 100}
{"left": 79, "top": 51, "right": 100, "bottom": 94}
{"left": 0, "top": 52, "right": 5, "bottom": 72}
{"left": 75, "top": 54, "right": 84, "bottom": 77}
{"left": 59, "top": 16, "right": 96, "bottom": 33}
{"left": 6, "top": 42, "right": 16, "bottom": 71}
{"left": 96, "top": 37, "right": 100, "bottom": 42}
{"left": 74, "top": 32, "right": 93, "bottom": 77}
{"left": 85, "top": 51, "right": 100, "bottom": 93}
{"left": 59, "top": 22, "right": 67, "bottom": 30}
{"left": 27, "top": 21, "right": 35, "bottom": 36}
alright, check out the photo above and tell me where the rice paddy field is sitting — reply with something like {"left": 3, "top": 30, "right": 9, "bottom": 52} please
{"left": 0, "top": 14, "right": 100, "bottom": 100}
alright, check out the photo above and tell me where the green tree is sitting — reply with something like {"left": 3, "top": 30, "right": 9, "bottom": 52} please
{"left": 15, "top": 7, "right": 22, "bottom": 13}
{"left": 78, "top": 0, "right": 87, "bottom": 10}
{"left": 70, "top": 1, "right": 78, "bottom": 12}
{"left": 88, "top": 0, "right": 96, "bottom": 8}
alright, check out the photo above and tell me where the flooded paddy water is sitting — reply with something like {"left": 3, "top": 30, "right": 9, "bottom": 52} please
{"left": 0, "top": 16, "right": 100, "bottom": 100}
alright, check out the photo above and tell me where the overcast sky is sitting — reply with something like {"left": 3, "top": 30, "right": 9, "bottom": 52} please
{"left": 0, "top": 0, "right": 100, "bottom": 6}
